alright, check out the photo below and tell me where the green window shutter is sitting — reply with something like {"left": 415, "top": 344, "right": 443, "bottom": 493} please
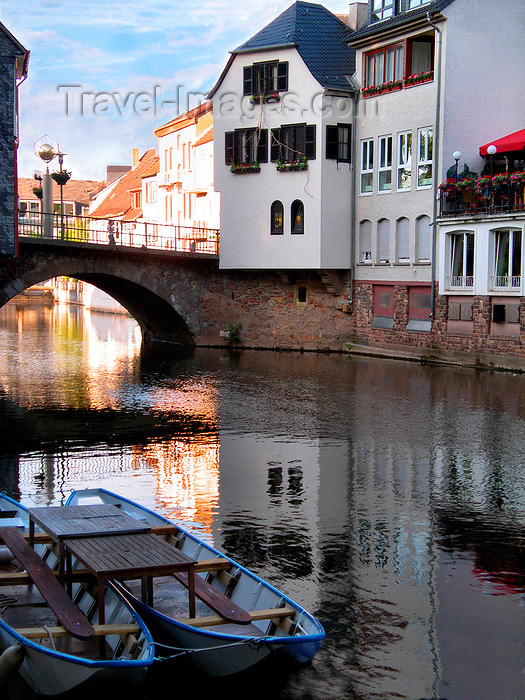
{"left": 225, "top": 131, "right": 234, "bottom": 165}
{"left": 257, "top": 129, "right": 268, "bottom": 163}
{"left": 270, "top": 128, "right": 281, "bottom": 162}
{"left": 305, "top": 125, "right": 316, "bottom": 160}
{"left": 243, "top": 66, "right": 253, "bottom": 95}
{"left": 277, "top": 61, "right": 288, "bottom": 91}
{"left": 326, "top": 125, "right": 338, "bottom": 159}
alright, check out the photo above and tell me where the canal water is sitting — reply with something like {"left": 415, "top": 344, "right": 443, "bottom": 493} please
{"left": 0, "top": 299, "right": 524, "bottom": 700}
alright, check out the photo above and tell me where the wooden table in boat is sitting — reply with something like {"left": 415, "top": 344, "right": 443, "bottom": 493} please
{"left": 62, "top": 532, "right": 197, "bottom": 624}
{"left": 27, "top": 504, "right": 151, "bottom": 588}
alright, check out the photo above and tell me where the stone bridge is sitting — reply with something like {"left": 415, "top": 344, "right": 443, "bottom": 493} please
{"left": 0, "top": 238, "right": 222, "bottom": 345}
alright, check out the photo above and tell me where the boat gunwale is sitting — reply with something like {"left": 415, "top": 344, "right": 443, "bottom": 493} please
{"left": 68, "top": 488, "right": 326, "bottom": 644}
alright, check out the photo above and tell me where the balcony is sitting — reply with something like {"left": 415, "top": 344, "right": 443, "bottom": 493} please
{"left": 439, "top": 174, "right": 525, "bottom": 218}
{"left": 447, "top": 275, "right": 473, "bottom": 290}
{"left": 490, "top": 275, "right": 521, "bottom": 291}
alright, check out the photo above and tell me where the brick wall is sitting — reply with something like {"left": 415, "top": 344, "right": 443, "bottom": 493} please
{"left": 0, "top": 35, "right": 17, "bottom": 258}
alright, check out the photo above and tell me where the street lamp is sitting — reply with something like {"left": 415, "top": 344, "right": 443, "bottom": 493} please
{"left": 51, "top": 150, "right": 71, "bottom": 239}
{"left": 34, "top": 135, "right": 58, "bottom": 239}
{"left": 453, "top": 151, "right": 461, "bottom": 215}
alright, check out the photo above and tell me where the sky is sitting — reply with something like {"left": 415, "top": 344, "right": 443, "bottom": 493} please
{"left": 2, "top": 0, "right": 349, "bottom": 181}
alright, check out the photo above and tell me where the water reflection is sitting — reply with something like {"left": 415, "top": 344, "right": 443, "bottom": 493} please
{"left": 0, "top": 301, "right": 525, "bottom": 699}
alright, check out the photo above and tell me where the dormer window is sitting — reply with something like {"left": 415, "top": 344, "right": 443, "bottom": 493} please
{"left": 371, "top": 0, "right": 394, "bottom": 22}
{"left": 408, "top": 0, "right": 431, "bottom": 8}
{"left": 243, "top": 61, "right": 288, "bottom": 97}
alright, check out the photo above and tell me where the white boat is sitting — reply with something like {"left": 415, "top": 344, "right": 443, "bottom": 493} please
{"left": 67, "top": 488, "right": 326, "bottom": 677}
{"left": 0, "top": 493, "right": 155, "bottom": 696}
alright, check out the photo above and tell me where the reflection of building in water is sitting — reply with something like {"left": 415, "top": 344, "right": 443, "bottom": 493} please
{"left": 135, "top": 438, "right": 220, "bottom": 535}
{"left": 215, "top": 433, "right": 349, "bottom": 616}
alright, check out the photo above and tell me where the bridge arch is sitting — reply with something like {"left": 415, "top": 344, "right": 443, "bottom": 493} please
{"left": 1, "top": 243, "right": 218, "bottom": 345}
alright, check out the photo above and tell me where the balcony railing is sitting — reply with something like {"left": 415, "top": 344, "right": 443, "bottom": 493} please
{"left": 18, "top": 214, "right": 219, "bottom": 255}
{"left": 439, "top": 177, "right": 524, "bottom": 218}
{"left": 447, "top": 275, "right": 474, "bottom": 289}
{"left": 490, "top": 275, "right": 521, "bottom": 291}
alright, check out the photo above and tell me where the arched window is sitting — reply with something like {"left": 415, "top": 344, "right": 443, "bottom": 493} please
{"left": 396, "top": 217, "right": 410, "bottom": 262}
{"left": 377, "top": 218, "right": 390, "bottom": 263}
{"left": 416, "top": 214, "right": 431, "bottom": 262}
{"left": 291, "top": 200, "right": 304, "bottom": 234}
{"left": 270, "top": 201, "right": 284, "bottom": 235}
{"left": 359, "top": 220, "right": 372, "bottom": 262}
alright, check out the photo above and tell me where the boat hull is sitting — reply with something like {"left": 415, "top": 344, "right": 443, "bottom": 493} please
{"left": 68, "top": 488, "right": 325, "bottom": 677}
{"left": 0, "top": 494, "right": 154, "bottom": 696}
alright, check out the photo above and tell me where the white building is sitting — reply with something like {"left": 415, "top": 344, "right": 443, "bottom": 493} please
{"left": 209, "top": 1, "right": 358, "bottom": 273}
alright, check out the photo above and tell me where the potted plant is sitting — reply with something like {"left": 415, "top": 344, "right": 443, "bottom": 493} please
{"left": 51, "top": 170, "right": 71, "bottom": 186}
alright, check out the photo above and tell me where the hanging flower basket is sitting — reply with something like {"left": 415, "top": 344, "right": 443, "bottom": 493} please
{"left": 32, "top": 186, "right": 43, "bottom": 199}
{"left": 51, "top": 170, "right": 72, "bottom": 186}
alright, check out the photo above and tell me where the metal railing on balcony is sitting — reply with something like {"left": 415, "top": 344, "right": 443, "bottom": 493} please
{"left": 18, "top": 213, "right": 219, "bottom": 256}
{"left": 490, "top": 275, "right": 521, "bottom": 291}
{"left": 447, "top": 275, "right": 474, "bottom": 289}
{"left": 439, "top": 178, "right": 524, "bottom": 218}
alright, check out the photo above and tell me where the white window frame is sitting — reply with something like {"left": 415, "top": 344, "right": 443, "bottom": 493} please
{"left": 360, "top": 139, "right": 374, "bottom": 194}
{"left": 397, "top": 131, "right": 412, "bottom": 190}
{"left": 447, "top": 230, "right": 475, "bottom": 290}
{"left": 408, "top": 0, "right": 431, "bottom": 8}
{"left": 491, "top": 228, "right": 522, "bottom": 291}
{"left": 417, "top": 127, "right": 433, "bottom": 189}
{"left": 378, "top": 135, "right": 392, "bottom": 193}
{"left": 372, "top": 0, "right": 394, "bottom": 22}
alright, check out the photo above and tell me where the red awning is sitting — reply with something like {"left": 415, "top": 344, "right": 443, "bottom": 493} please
{"left": 480, "top": 128, "right": 525, "bottom": 156}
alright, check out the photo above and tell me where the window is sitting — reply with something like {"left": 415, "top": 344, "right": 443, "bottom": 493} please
{"left": 492, "top": 229, "right": 522, "bottom": 289}
{"left": 372, "top": 285, "right": 395, "bottom": 329}
{"left": 397, "top": 131, "right": 412, "bottom": 189}
{"left": 291, "top": 200, "right": 304, "bottom": 234}
{"left": 271, "top": 201, "right": 284, "bottom": 235}
{"left": 448, "top": 231, "right": 474, "bottom": 289}
{"left": 417, "top": 127, "right": 433, "bottom": 188}
{"left": 365, "top": 43, "right": 403, "bottom": 87}
{"left": 416, "top": 215, "right": 431, "bottom": 263}
{"left": 407, "top": 285, "right": 432, "bottom": 331}
{"left": 271, "top": 124, "right": 316, "bottom": 163}
{"left": 225, "top": 128, "right": 268, "bottom": 165}
{"left": 377, "top": 218, "right": 390, "bottom": 263}
{"left": 360, "top": 139, "right": 373, "bottom": 194}
{"left": 145, "top": 180, "right": 157, "bottom": 203}
{"left": 410, "top": 40, "right": 433, "bottom": 74}
{"left": 408, "top": 1, "right": 432, "bottom": 10}
{"left": 378, "top": 136, "right": 392, "bottom": 192}
{"left": 326, "top": 124, "right": 351, "bottom": 162}
{"left": 243, "top": 61, "right": 288, "bottom": 96}
{"left": 359, "top": 220, "right": 372, "bottom": 263}
{"left": 295, "top": 285, "right": 308, "bottom": 304}
{"left": 371, "top": 0, "right": 394, "bottom": 22}
{"left": 396, "top": 218, "right": 410, "bottom": 262}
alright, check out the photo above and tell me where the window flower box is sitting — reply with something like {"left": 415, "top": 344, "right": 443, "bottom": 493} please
{"left": 276, "top": 157, "right": 308, "bottom": 172}
{"left": 230, "top": 162, "right": 260, "bottom": 174}
{"left": 510, "top": 171, "right": 525, "bottom": 183}
{"left": 404, "top": 71, "right": 434, "bottom": 86}
{"left": 250, "top": 92, "right": 280, "bottom": 104}
{"left": 492, "top": 173, "right": 509, "bottom": 185}
{"left": 361, "top": 80, "right": 402, "bottom": 97}
{"left": 456, "top": 178, "right": 474, "bottom": 190}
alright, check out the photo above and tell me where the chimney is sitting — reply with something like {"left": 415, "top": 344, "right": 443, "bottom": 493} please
{"left": 132, "top": 148, "right": 140, "bottom": 167}
{"left": 348, "top": 2, "right": 368, "bottom": 31}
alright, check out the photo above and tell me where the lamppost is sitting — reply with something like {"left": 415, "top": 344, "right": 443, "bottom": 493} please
{"left": 453, "top": 150, "right": 461, "bottom": 216}
{"left": 34, "top": 135, "right": 58, "bottom": 239}
{"left": 52, "top": 150, "right": 71, "bottom": 239}
{"left": 487, "top": 144, "right": 496, "bottom": 213}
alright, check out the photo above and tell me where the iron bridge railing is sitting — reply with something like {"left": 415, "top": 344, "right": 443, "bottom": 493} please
{"left": 18, "top": 213, "right": 219, "bottom": 256}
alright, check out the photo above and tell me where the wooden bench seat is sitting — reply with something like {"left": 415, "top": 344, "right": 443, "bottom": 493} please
{"left": 173, "top": 570, "right": 252, "bottom": 625}
{"left": 180, "top": 606, "right": 296, "bottom": 629}
{"left": 0, "top": 526, "right": 95, "bottom": 640}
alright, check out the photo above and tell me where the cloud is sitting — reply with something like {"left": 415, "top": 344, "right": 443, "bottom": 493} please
{"left": 9, "top": 0, "right": 349, "bottom": 178}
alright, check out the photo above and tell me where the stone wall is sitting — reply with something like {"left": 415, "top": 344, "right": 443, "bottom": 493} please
{"left": 0, "top": 47, "right": 15, "bottom": 257}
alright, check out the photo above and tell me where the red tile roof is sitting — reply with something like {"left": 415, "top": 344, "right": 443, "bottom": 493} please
{"left": 90, "top": 149, "right": 157, "bottom": 219}
{"left": 18, "top": 177, "right": 105, "bottom": 204}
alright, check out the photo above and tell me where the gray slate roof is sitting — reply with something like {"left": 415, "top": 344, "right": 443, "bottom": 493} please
{"left": 208, "top": 1, "right": 356, "bottom": 96}
{"left": 349, "top": 0, "right": 456, "bottom": 41}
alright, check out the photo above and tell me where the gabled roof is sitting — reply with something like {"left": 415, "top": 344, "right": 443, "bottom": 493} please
{"left": 90, "top": 149, "right": 157, "bottom": 219}
{"left": 0, "top": 22, "right": 30, "bottom": 80}
{"left": 208, "top": 1, "right": 356, "bottom": 96}
{"left": 349, "top": 0, "right": 455, "bottom": 43}
{"left": 18, "top": 178, "right": 105, "bottom": 204}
